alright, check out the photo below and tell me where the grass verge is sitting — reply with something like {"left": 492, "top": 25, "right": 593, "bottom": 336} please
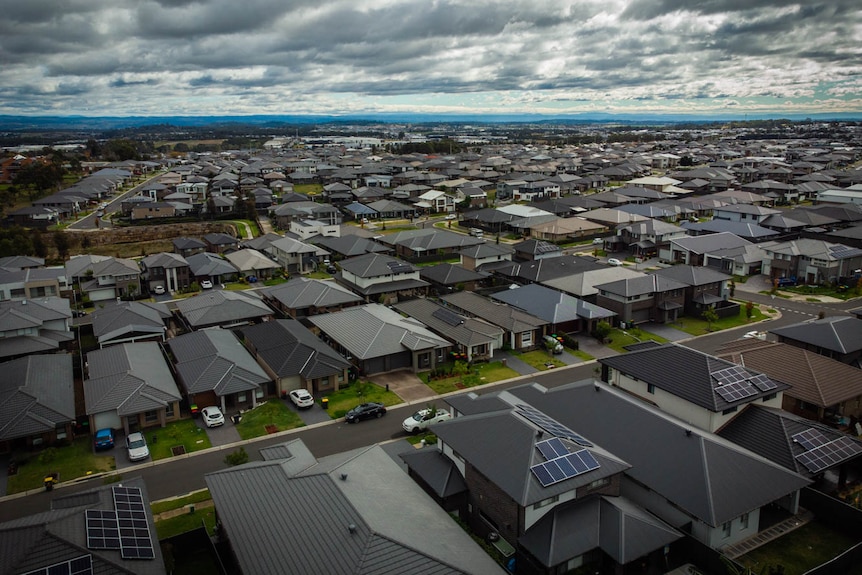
{"left": 738, "top": 521, "right": 859, "bottom": 575}
{"left": 6, "top": 437, "right": 115, "bottom": 494}
{"left": 143, "top": 419, "right": 212, "bottom": 460}
{"left": 419, "top": 361, "right": 520, "bottom": 394}
{"left": 151, "top": 489, "right": 212, "bottom": 515}
{"left": 235, "top": 400, "right": 305, "bottom": 440}
{"left": 671, "top": 305, "right": 768, "bottom": 337}
{"left": 155, "top": 508, "right": 217, "bottom": 540}
{"left": 518, "top": 350, "right": 566, "bottom": 370}
{"left": 323, "top": 381, "right": 403, "bottom": 419}
{"left": 602, "top": 328, "right": 670, "bottom": 354}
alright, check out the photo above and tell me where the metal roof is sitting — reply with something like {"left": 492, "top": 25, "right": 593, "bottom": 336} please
{"left": 240, "top": 319, "right": 351, "bottom": 380}
{"left": 0, "top": 354, "right": 75, "bottom": 441}
{"left": 175, "top": 290, "right": 273, "bottom": 328}
{"left": 490, "top": 284, "right": 615, "bottom": 324}
{"left": 770, "top": 316, "right": 862, "bottom": 355}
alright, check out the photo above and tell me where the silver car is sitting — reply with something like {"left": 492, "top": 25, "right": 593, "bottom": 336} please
{"left": 126, "top": 432, "right": 150, "bottom": 462}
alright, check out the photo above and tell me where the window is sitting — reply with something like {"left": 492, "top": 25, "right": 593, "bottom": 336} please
{"left": 762, "top": 393, "right": 777, "bottom": 402}
{"left": 588, "top": 478, "right": 609, "bottom": 490}
{"left": 255, "top": 387, "right": 264, "bottom": 399}
{"left": 741, "top": 512, "right": 750, "bottom": 529}
{"left": 521, "top": 331, "right": 533, "bottom": 346}
{"left": 144, "top": 410, "right": 158, "bottom": 423}
{"left": 237, "top": 392, "right": 248, "bottom": 403}
{"left": 166, "top": 403, "right": 175, "bottom": 418}
{"left": 722, "top": 521, "right": 732, "bottom": 538}
{"left": 55, "top": 424, "right": 68, "bottom": 440}
{"left": 647, "top": 384, "right": 655, "bottom": 394}
{"left": 533, "top": 495, "right": 559, "bottom": 510}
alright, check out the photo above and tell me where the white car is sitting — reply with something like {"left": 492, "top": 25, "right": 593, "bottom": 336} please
{"left": 592, "top": 238, "right": 604, "bottom": 244}
{"left": 153, "top": 285, "right": 166, "bottom": 295}
{"left": 402, "top": 408, "right": 452, "bottom": 434}
{"left": 445, "top": 213, "right": 457, "bottom": 220}
{"left": 200, "top": 279, "right": 214, "bottom": 289}
{"left": 289, "top": 389, "right": 314, "bottom": 409}
{"left": 125, "top": 432, "right": 150, "bottom": 462}
{"left": 201, "top": 406, "right": 225, "bottom": 428}
{"left": 607, "top": 258, "right": 623, "bottom": 266}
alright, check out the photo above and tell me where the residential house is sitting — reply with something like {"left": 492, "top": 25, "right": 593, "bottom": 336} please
{"left": 440, "top": 291, "right": 547, "bottom": 351}
{"left": 168, "top": 329, "right": 272, "bottom": 415}
{"left": 239, "top": 319, "right": 351, "bottom": 396}
{"left": 268, "top": 236, "right": 320, "bottom": 275}
{"left": 458, "top": 242, "right": 513, "bottom": 271}
{"left": 288, "top": 217, "right": 340, "bottom": 241}
{"left": 529, "top": 217, "right": 607, "bottom": 243}
{"left": 131, "top": 201, "right": 176, "bottom": 221}
{"left": 205, "top": 439, "right": 502, "bottom": 575}
{"left": 593, "top": 273, "right": 688, "bottom": 325}
{"left": 140, "top": 252, "right": 191, "bottom": 294}
{"left": 0, "top": 478, "right": 166, "bottom": 575}
{"left": 203, "top": 232, "right": 240, "bottom": 254}
{"left": 309, "top": 304, "right": 450, "bottom": 375}
{"left": 172, "top": 236, "right": 207, "bottom": 257}
{"left": 650, "top": 265, "right": 732, "bottom": 317}
{"left": 616, "top": 219, "right": 688, "bottom": 258}
{"left": 366, "top": 198, "right": 416, "bottom": 220}
{"left": 0, "top": 354, "right": 74, "bottom": 453}
{"left": 90, "top": 301, "right": 171, "bottom": 348}
{"left": 512, "top": 239, "right": 562, "bottom": 261}
{"left": 600, "top": 343, "right": 788, "bottom": 433}
{"left": 541, "top": 266, "right": 644, "bottom": 303}
{"left": 662, "top": 232, "right": 752, "bottom": 266}
{"left": 760, "top": 238, "right": 862, "bottom": 285}
{"left": 313, "top": 235, "right": 391, "bottom": 260}
{"left": 490, "top": 255, "right": 605, "bottom": 287}
{"left": 174, "top": 290, "right": 275, "bottom": 330}
{"left": 0, "top": 296, "right": 73, "bottom": 360}
{"left": 394, "top": 298, "right": 503, "bottom": 363}
{"left": 416, "top": 189, "right": 455, "bottom": 213}
{"left": 84, "top": 342, "right": 182, "bottom": 435}
{"left": 224, "top": 248, "right": 282, "bottom": 281}
{"left": 0, "top": 265, "right": 68, "bottom": 301}
{"left": 375, "top": 228, "right": 484, "bottom": 260}
{"left": 259, "top": 277, "right": 363, "bottom": 320}
{"left": 336, "top": 253, "right": 430, "bottom": 304}
{"left": 79, "top": 257, "right": 141, "bottom": 302}
{"left": 491, "top": 284, "right": 616, "bottom": 335}
{"left": 713, "top": 204, "right": 782, "bottom": 224}
{"left": 419, "top": 262, "right": 486, "bottom": 295}
{"left": 769, "top": 316, "right": 862, "bottom": 368}
{"left": 186, "top": 251, "right": 238, "bottom": 286}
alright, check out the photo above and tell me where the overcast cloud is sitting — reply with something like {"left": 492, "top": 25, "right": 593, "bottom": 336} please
{"left": 0, "top": 0, "right": 859, "bottom": 117}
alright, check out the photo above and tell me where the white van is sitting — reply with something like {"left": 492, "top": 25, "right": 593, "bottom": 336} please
{"left": 469, "top": 228, "right": 484, "bottom": 238}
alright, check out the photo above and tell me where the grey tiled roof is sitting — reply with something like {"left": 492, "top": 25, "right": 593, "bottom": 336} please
{"left": 419, "top": 263, "right": 485, "bottom": 286}
{"left": 770, "top": 316, "right": 862, "bottom": 354}
{"left": 650, "top": 264, "right": 731, "bottom": 286}
{"left": 490, "top": 284, "right": 615, "bottom": 323}
{"left": 441, "top": 291, "right": 546, "bottom": 333}
{"left": 168, "top": 329, "right": 270, "bottom": 397}
{"left": 669, "top": 232, "right": 751, "bottom": 254}
{"left": 175, "top": 290, "right": 273, "bottom": 328}
{"left": 239, "top": 319, "right": 351, "bottom": 380}
{"left": 91, "top": 301, "right": 169, "bottom": 343}
{"left": 0, "top": 354, "right": 74, "bottom": 441}
{"left": 261, "top": 277, "right": 362, "bottom": 310}
{"left": 594, "top": 274, "right": 688, "bottom": 297}
{"left": 186, "top": 252, "right": 238, "bottom": 277}
{"left": 339, "top": 253, "right": 418, "bottom": 277}
{"left": 393, "top": 298, "right": 502, "bottom": 348}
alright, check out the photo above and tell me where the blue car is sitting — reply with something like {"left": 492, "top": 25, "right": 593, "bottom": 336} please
{"left": 94, "top": 428, "right": 115, "bottom": 451}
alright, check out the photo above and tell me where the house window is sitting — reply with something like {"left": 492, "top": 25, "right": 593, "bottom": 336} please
{"left": 166, "top": 403, "right": 175, "bottom": 418}
{"left": 589, "top": 478, "right": 610, "bottom": 490}
{"left": 55, "top": 424, "right": 67, "bottom": 440}
{"left": 144, "top": 410, "right": 158, "bottom": 423}
{"left": 722, "top": 521, "right": 732, "bottom": 538}
{"left": 647, "top": 384, "right": 655, "bottom": 394}
{"left": 521, "top": 331, "right": 533, "bottom": 346}
{"left": 255, "top": 387, "right": 264, "bottom": 399}
{"left": 533, "top": 495, "right": 559, "bottom": 510}
{"left": 762, "top": 393, "right": 776, "bottom": 402}
{"left": 238, "top": 393, "right": 248, "bottom": 403}
{"left": 741, "top": 513, "right": 750, "bottom": 530}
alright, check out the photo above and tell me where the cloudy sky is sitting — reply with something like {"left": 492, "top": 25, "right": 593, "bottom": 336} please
{"left": 1, "top": 0, "right": 860, "bottom": 118}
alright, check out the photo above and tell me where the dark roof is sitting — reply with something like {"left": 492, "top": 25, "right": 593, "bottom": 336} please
{"left": 399, "top": 449, "right": 468, "bottom": 499}
{"left": 419, "top": 263, "right": 485, "bottom": 286}
{"left": 440, "top": 291, "right": 546, "bottom": 333}
{"left": 599, "top": 343, "right": 789, "bottom": 412}
{"left": 0, "top": 354, "right": 75, "bottom": 441}
{"left": 490, "top": 254, "right": 604, "bottom": 283}
{"left": 261, "top": 277, "right": 363, "bottom": 310}
{"left": 769, "top": 316, "right": 862, "bottom": 355}
{"left": 490, "top": 284, "right": 615, "bottom": 323}
{"left": 594, "top": 274, "right": 688, "bottom": 297}
{"left": 239, "top": 319, "right": 351, "bottom": 380}
{"left": 651, "top": 265, "right": 731, "bottom": 287}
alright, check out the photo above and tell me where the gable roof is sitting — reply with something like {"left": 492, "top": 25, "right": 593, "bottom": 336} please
{"left": 419, "top": 263, "right": 486, "bottom": 286}
{"left": 393, "top": 298, "right": 503, "bottom": 348}
{"left": 0, "top": 354, "right": 74, "bottom": 441}
{"left": 168, "top": 329, "right": 270, "bottom": 397}
{"left": 240, "top": 319, "right": 351, "bottom": 380}
{"left": 185, "top": 252, "right": 238, "bottom": 277}
{"left": 593, "top": 274, "right": 688, "bottom": 297}
{"left": 669, "top": 232, "right": 751, "bottom": 254}
{"left": 91, "top": 301, "right": 170, "bottom": 345}
{"left": 650, "top": 264, "right": 731, "bottom": 286}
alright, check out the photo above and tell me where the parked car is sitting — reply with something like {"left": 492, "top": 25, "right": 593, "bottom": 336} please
{"left": 153, "top": 285, "right": 166, "bottom": 295}
{"left": 607, "top": 258, "right": 623, "bottom": 266}
{"left": 125, "top": 432, "right": 149, "bottom": 462}
{"left": 93, "top": 428, "right": 115, "bottom": 451}
{"left": 775, "top": 276, "right": 796, "bottom": 287}
{"left": 326, "top": 265, "right": 338, "bottom": 274}
{"left": 445, "top": 213, "right": 457, "bottom": 220}
{"left": 402, "top": 408, "right": 452, "bottom": 434}
{"left": 592, "top": 237, "right": 604, "bottom": 244}
{"left": 200, "top": 279, "right": 214, "bottom": 289}
{"left": 543, "top": 335, "right": 564, "bottom": 354}
{"left": 345, "top": 402, "right": 387, "bottom": 423}
{"left": 201, "top": 406, "right": 225, "bottom": 428}
{"left": 247, "top": 276, "right": 258, "bottom": 283}
{"left": 289, "top": 389, "right": 314, "bottom": 409}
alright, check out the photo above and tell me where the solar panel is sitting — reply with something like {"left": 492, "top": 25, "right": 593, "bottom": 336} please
{"left": 749, "top": 373, "right": 778, "bottom": 392}
{"left": 536, "top": 437, "right": 569, "bottom": 460}
{"left": 112, "top": 486, "right": 156, "bottom": 560}
{"left": 715, "top": 381, "right": 758, "bottom": 403}
{"left": 22, "top": 556, "right": 93, "bottom": 575}
{"left": 530, "top": 449, "right": 601, "bottom": 487}
{"left": 516, "top": 404, "right": 593, "bottom": 447}
{"left": 792, "top": 428, "right": 830, "bottom": 451}
{"left": 85, "top": 509, "right": 120, "bottom": 550}
{"left": 711, "top": 365, "right": 749, "bottom": 386}
{"left": 432, "top": 307, "right": 463, "bottom": 327}
{"left": 796, "top": 437, "right": 862, "bottom": 474}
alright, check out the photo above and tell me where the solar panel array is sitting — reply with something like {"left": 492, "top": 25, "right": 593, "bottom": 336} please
{"left": 711, "top": 365, "right": 776, "bottom": 403}
{"left": 530, "top": 449, "right": 601, "bottom": 487}
{"left": 432, "top": 307, "right": 463, "bottom": 327}
{"left": 796, "top": 437, "right": 862, "bottom": 474}
{"left": 22, "top": 556, "right": 93, "bottom": 575}
{"left": 386, "top": 260, "right": 414, "bottom": 274}
{"left": 536, "top": 437, "right": 569, "bottom": 460}
{"left": 792, "top": 428, "right": 830, "bottom": 451}
{"left": 85, "top": 486, "right": 155, "bottom": 561}
{"left": 515, "top": 404, "right": 594, "bottom": 447}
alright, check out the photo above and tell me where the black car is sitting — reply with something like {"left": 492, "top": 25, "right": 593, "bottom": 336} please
{"left": 345, "top": 402, "right": 387, "bottom": 423}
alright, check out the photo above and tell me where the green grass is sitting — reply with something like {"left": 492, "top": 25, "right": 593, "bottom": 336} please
{"left": 235, "top": 400, "right": 305, "bottom": 440}
{"left": 151, "top": 489, "right": 212, "bottom": 515}
{"left": 143, "top": 419, "right": 212, "bottom": 460}
{"left": 155, "top": 507, "right": 217, "bottom": 540}
{"left": 293, "top": 183, "right": 323, "bottom": 195}
{"left": 263, "top": 276, "right": 289, "bottom": 286}
{"left": 784, "top": 283, "right": 860, "bottom": 301}
{"left": 569, "top": 349, "right": 594, "bottom": 361}
{"left": 671, "top": 306, "right": 768, "bottom": 337}
{"left": 419, "top": 361, "right": 520, "bottom": 394}
{"left": 6, "top": 437, "right": 116, "bottom": 494}
{"left": 518, "top": 350, "right": 567, "bottom": 370}
{"left": 602, "top": 328, "right": 669, "bottom": 354}
{"left": 759, "top": 290, "right": 793, "bottom": 298}
{"left": 322, "top": 381, "right": 403, "bottom": 418}
{"left": 738, "top": 521, "right": 859, "bottom": 575}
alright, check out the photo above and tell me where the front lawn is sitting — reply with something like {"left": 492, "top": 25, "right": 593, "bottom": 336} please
{"left": 322, "top": 381, "right": 403, "bottom": 419}
{"left": 671, "top": 305, "right": 769, "bottom": 337}
{"left": 6, "top": 437, "right": 115, "bottom": 494}
{"left": 784, "top": 283, "right": 860, "bottom": 301}
{"left": 235, "top": 400, "right": 305, "bottom": 440}
{"left": 419, "top": 361, "right": 520, "bottom": 394}
{"left": 518, "top": 350, "right": 567, "bottom": 371}
{"left": 738, "top": 521, "right": 859, "bottom": 575}
{"left": 602, "top": 328, "right": 669, "bottom": 354}
{"left": 143, "top": 419, "right": 212, "bottom": 460}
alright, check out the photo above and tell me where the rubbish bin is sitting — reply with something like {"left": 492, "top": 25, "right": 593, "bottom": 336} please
{"left": 501, "top": 358, "right": 507, "bottom": 367}
{"left": 44, "top": 473, "right": 58, "bottom": 491}
{"left": 321, "top": 397, "right": 329, "bottom": 410}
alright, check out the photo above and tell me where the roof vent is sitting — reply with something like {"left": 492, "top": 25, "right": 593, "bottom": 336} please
{"left": 685, "top": 429, "right": 692, "bottom": 437}
{"left": 536, "top": 430, "right": 543, "bottom": 439}
{"left": 348, "top": 524, "right": 357, "bottom": 534}
{"left": 340, "top": 473, "right": 348, "bottom": 481}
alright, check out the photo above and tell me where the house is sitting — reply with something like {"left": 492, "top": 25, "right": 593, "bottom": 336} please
{"left": 529, "top": 217, "right": 607, "bottom": 243}
{"left": 541, "top": 266, "right": 644, "bottom": 303}
{"left": 140, "top": 252, "right": 191, "bottom": 294}
{"left": 713, "top": 203, "right": 782, "bottom": 224}
{"left": 662, "top": 232, "right": 752, "bottom": 266}
{"left": 130, "top": 201, "right": 176, "bottom": 221}
{"left": 374, "top": 228, "right": 484, "bottom": 260}
{"left": 681, "top": 219, "right": 781, "bottom": 242}
{"left": 490, "top": 255, "right": 605, "bottom": 286}
{"left": 616, "top": 219, "right": 688, "bottom": 258}
{"left": 0, "top": 296, "right": 73, "bottom": 360}
{"left": 0, "top": 354, "right": 74, "bottom": 453}
{"left": 205, "top": 439, "right": 503, "bottom": 575}
{"left": 600, "top": 343, "right": 788, "bottom": 433}
{"left": 174, "top": 290, "right": 275, "bottom": 330}
{"left": 394, "top": 298, "right": 503, "bottom": 363}
{"left": 717, "top": 338, "right": 862, "bottom": 428}
{"left": 288, "top": 217, "right": 340, "bottom": 241}
{"left": 440, "top": 291, "right": 547, "bottom": 352}
{"left": 168, "top": 329, "right": 272, "bottom": 415}
{"left": 90, "top": 301, "right": 171, "bottom": 348}
{"left": 259, "top": 277, "right": 363, "bottom": 320}
{"left": 79, "top": 257, "right": 142, "bottom": 302}
{"left": 760, "top": 238, "right": 862, "bottom": 285}
{"left": 172, "top": 236, "right": 207, "bottom": 257}
{"left": 416, "top": 381, "right": 808, "bottom": 573}
{"left": 336, "top": 253, "right": 430, "bottom": 304}
{"left": 313, "top": 234, "right": 391, "bottom": 259}
{"left": 186, "top": 251, "right": 238, "bottom": 286}
{"left": 239, "top": 319, "right": 352, "bottom": 396}
{"left": 0, "top": 478, "right": 166, "bottom": 575}
{"left": 491, "top": 284, "right": 616, "bottom": 335}
{"left": 458, "top": 242, "right": 513, "bottom": 271}
{"left": 268, "top": 236, "right": 320, "bottom": 275}
{"left": 309, "top": 303, "right": 450, "bottom": 375}
{"left": 769, "top": 316, "right": 862, "bottom": 368}
{"left": 650, "top": 265, "right": 733, "bottom": 318}
{"left": 203, "top": 232, "right": 240, "bottom": 254}
{"left": 416, "top": 189, "right": 455, "bottom": 213}
{"left": 0, "top": 265, "right": 68, "bottom": 301}
{"left": 84, "top": 342, "right": 182, "bottom": 435}
{"left": 224, "top": 248, "right": 282, "bottom": 280}
{"left": 419, "top": 262, "right": 486, "bottom": 294}
{"left": 513, "top": 239, "right": 562, "bottom": 261}
{"left": 366, "top": 198, "right": 416, "bottom": 220}
{"left": 593, "top": 273, "right": 688, "bottom": 325}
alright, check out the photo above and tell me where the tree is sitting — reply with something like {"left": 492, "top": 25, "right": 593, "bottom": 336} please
{"left": 594, "top": 320, "right": 612, "bottom": 341}
{"left": 53, "top": 231, "right": 70, "bottom": 261}
{"left": 729, "top": 278, "right": 736, "bottom": 298}
{"left": 745, "top": 300, "right": 754, "bottom": 319}
{"left": 31, "top": 232, "right": 47, "bottom": 259}
{"left": 702, "top": 307, "right": 719, "bottom": 331}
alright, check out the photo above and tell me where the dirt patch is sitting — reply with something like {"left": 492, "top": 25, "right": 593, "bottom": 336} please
{"left": 171, "top": 446, "right": 187, "bottom": 457}
{"left": 265, "top": 425, "right": 278, "bottom": 434}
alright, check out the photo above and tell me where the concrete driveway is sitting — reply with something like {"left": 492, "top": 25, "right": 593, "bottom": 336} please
{"left": 370, "top": 371, "right": 435, "bottom": 403}
{"left": 195, "top": 416, "right": 241, "bottom": 447}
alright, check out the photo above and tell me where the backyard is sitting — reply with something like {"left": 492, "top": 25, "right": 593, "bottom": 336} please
{"left": 6, "top": 436, "right": 115, "bottom": 495}
{"left": 234, "top": 400, "right": 305, "bottom": 440}
{"left": 738, "top": 521, "right": 860, "bottom": 575}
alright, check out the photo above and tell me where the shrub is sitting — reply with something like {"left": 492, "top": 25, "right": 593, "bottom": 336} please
{"left": 223, "top": 447, "right": 249, "bottom": 466}
{"left": 593, "top": 321, "right": 612, "bottom": 341}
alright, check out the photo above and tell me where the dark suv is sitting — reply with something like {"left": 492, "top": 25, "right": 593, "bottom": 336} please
{"left": 345, "top": 402, "right": 387, "bottom": 423}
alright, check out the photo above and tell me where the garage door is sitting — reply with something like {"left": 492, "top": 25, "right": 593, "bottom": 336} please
{"left": 387, "top": 352, "right": 412, "bottom": 371}
{"left": 89, "top": 288, "right": 116, "bottom": 302}
{"left": 93, "top": 411, "right": 122, "bottom": 431}
{"left": 631, "top": 308, "right": 651, "bottom": 324}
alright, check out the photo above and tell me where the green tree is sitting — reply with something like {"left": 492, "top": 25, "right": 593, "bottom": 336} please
{"left": 594, "top": 320, "right": 612, "bottom": 341}
{"left": 702, "top": 307, "right": 719, "bottom": 331}
{"left": 53, "top": 231, "right": 70, "bottom": 261}
{"left": 31, "top": 232, "right": 47, "bottom": 259}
